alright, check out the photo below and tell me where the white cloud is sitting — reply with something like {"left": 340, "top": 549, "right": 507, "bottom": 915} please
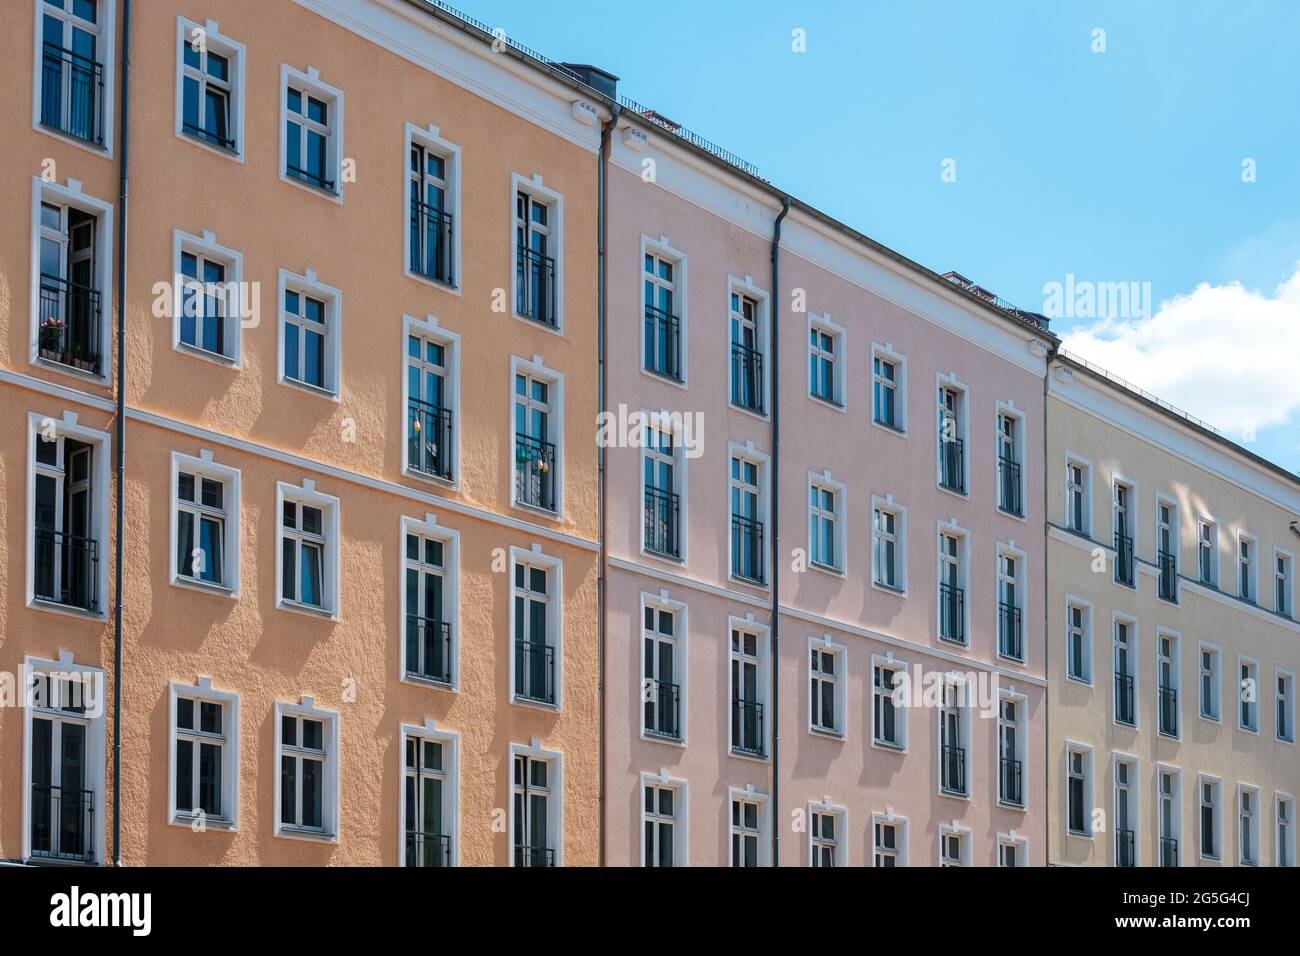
{"left": 1060, "top": 266, "right": 1300, "bottom": 440}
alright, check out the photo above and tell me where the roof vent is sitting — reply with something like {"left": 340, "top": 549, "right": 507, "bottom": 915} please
{"left": 559, "top": 63, "right": 618, "bottom": 99}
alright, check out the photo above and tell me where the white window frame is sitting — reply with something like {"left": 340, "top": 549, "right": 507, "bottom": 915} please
{"left": 508, "top": 545, "right": 564, "bottom": 711}
{"left": 870, "top": 341, "right": 908, "bottom": 435}
{"left": 726, "top": 275, "right": 771, "bottom": 420}
{"left": 936, "top": 519, "right": 970, "bottom": 646}
{"left": 1275, "top": 547, "right": 1295, "bottom": 620}
{"left": 870, "top": 494, "right": 907, "bottom": 595}
{"left": 274, "top": 479, "right": 340, "bottom": 620}
{"left": 640, "top": 590, "right": 688, "bottom": 746}
{"left": 273, "top": 696, "right": 340, "bottom": 842}
{"left": 1239, "top": 654, "right": 1261, "bottom": 734}
{"left": 1277, "top": 667, "right": 1296, "bottom": 744}
{"left": 871, "top": 811, "right": 908, "bottom": 867}
{"left": 1065, "top": 741, "right": 1094, "bottom": 839}
{"left": 997, "top": 833, "right": 1028, "bottom": 867}
{"left": 637, "top": 410, "right": 690, "bottom": 564}
{"left": 994, "top": 401, "right": 1026, "bottom": 519}
{"left": 277, "top": 267, "right": 342, "bottom": 399}
{"left": 174, "top": 17, "right": 246, "bottom": 161}
{"left": 1112, "top": 752, "right": 1140, "bottom": 866}
{"left": 935, "top": 372, "right": 970, "bottom": 496}
{"left": 1156, "top": 764, "right": 1182, "bottom": 867}
{"left": 1199, "top": 641, "right": 1222, "bottom": 723}
{"left": 727, "top": 441, "right": 771, "bottom": 589}
{"left": 807, "top": 635, "right": 846, "bottom": 739}
{"left": 510, "top": 354, "right": 565, "bottom": 519}
{"left": 32, "top": 0, "right": 117, "bottom": 156}
{"left": 1064, "top": 595, "right": 1093, "bottom": 685}
{"left": 807, "top": 799, "right": 848, "bottom": 867}
{"left": 1237, "top": 529, "right": 1259, "bottom": 604}
{"left": 398, "top": 513, "right": 460, "bottom": 691}
{"left": 1111, "top": 611, "right": 1139, "bottom": 730}
{"left": 511, "top": 174, "right": 565, "bottom": 332}
{"left": 1277, "top": 792, "right": 1296, "bottom": 868}
{"left": 807, "top": 470, "right": 846, "bottom": 576}
{"left": 1111, "top": 474, "right": 1138, "bottom": 587}
{"left": 1155, "top": 628, "right": 1181, "bottom": 740}
{"left": 403, "top": 122, "right": 462, "bottom": 292}
{"left": 279, "top": 64, "right": 345, "bottom": 201}
{"left": 938, "top": 823, "right": 971, "bottom": 866}
{"left": 870, "top": 652, "right": 908, "bottom": 752}
{"left": 995, "top": 540, "right": 1027, "bottom": 663}
{"left": 639, "top": 770, "right": 688, "bottom": 867}
{"left": 401, "top": 314, "right": 461, "bottom": 489}
{"left": 727, "top": 786, "right": 770, "bottom": 867}
{"left": 806, "top": 312, "right": 846, "bottom": 410}
{"left": 398, "top": 719, "right": 459, "bottom": 867}
{"left": 936, "top": 673, "right": 972, "bottom": 800}
{"left": 168, "top": 450, "right": 241, "bottom": 597}
{"left": 508, "top": 740, "right": 563, "bottom": 867}
{"left": 1238, "top": 784, "right": 1261, "bottom": 866}
{"left": 997, "top": 688, "right": 1028, "bottom": 809}
{"left": 167, "top": 676, "right": 240, "bottom": 830}
{"left": 1198, "top": 773, "right": 1222, "bottom": 861}
{"left": 640, "top": 235, "right": 689, "bottom": 387}
{"left": 170, "top": 229, "right": 244, "bottom": 367}
{"left": 1064, "top": 451, "right": 1092, "bottom": 536}
{"left": 1197, "top": 515, "right": 1219, "bottom": 588}
{"left": 727, "top": 615, "right": 771, "bottom": 761}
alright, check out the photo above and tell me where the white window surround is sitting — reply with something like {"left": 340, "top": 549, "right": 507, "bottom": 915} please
{"left": 20, "top": 652, "right": 107, "bottom": 864}
{"left": 31, "top": 0, "right": 117, "bottom": 156}
{"left": 510, "top": 173, "right": 564, "bottom": 332}
{"left": 1277, "top": 667, "right": 1296, "bottom": 744}
{"left": 167, "top": 676, "right": 240, "bottom": 830}
{"left": 1237, "top": 529, "right": 1259, "bottom": 604}
{"left": 726, "top": 274, "right": 771, "bottom": 421}
{"left": 398, "top": 718, "right": 460, "bottom": 866}
{"left": 398, "top": 513, "right": 460, "bottom": 691}
{"left": 938, "top": 822, "right": 972, "bottom": 866}
{"left": 640, "top": 770, "right": 689, "bottom": 866}
{"left": 936, "top": 672, "right": 972, "bottom": 801}
{"left": 998, "top": 687, "right": 1029, "bottom": 811}
{"left": 871, "top": 810, "right": 908, "bottom": 867}
{"left": 1064, "top": 593, "right": 1094, "bottom": 685}
{"left": 727, "top": 440, "right": 771, "bottom": 590}
{"left": 1111, "top": 473, "right": 1139, "bottom": 584}
{"left": 807, "top": 798, "right": 848, "bottom": 866}
{"left": 1155, "top": 627, "right": 1181, "bottom": 740}
{"left": 727, "top": 785, "right": 771, "bottom": 867}
{"left": 1239, "top": 654, "right": 1261, "bottom": 734}
{"left": 509, "top": 353, "right": 565, "bottom": 519}
{"left": 1239, "top": 783, "right": 1262, "bottom": 866}
{"left": 28, "top": 177, "right": 114, "bottom": 385}
{"left": 994, "top": 539, "right": 1028, "bottom": 664}
{"left": 637, "top": 409, "right": 690, "bottom": 565}
{"left": 278, "top": 64, "right": 345, "bottom": 202}
{"left": 1197, "top": 514, "right": 1220, "bottom": 587}
{"left": 1111, "top": 611, "right": 1140, "bottom": 731}
{"left": 1065, "top": 741, "right": 1095, "bottom": 840}
{"left": 1156, "top": 763, "right": 1182, "bottom": 866}
{"left": 277, "top": 267, "right": 342, "bottom": 399}
{"left": 169, "top": 228, "right": 245, "bottom": 367}
{"left": 1112, "top": 752, "right": 1140, "bottom": 866}
{"left": 639, "top": 234, "right": 689, "bottom": 388}
{"left": 1275, "top": 547, "right": 1295, "bottom": 619}
{"left": 807, "top": 469, "right": 847, "bottom": 577}
{"left": 508, "top": 544, "right": 564, "bottom": 711}
{"left": 935, "top": 518, "right": 971, "bottom": 646}
{"left": 806, "top": 311, "right": 846, "bottom": 411}
{"left": 870, "top": 651, "right": 909, "bottom": 753}
{"left": 639, "top": 590, "right": 688, "bottom": 747}
{"left": 994, "top": 400, "right": 1027, "bottom": 520}
{"left": 401, "top": 314, "right": 461, "bottom": 489}
{"left": 935, "top": 371, "right": 970, "bottom": 497}
{"left": 174, "top": 17, "right": 246, "bottom": 162}
{"left": 1154, "top": 493, "right": 1181, "bottom": 605}
{"left": 273, "top": 696, "right": 340, "bottom": 843}
{"left": 870, "top": 494, "right": 908, "bottom": 595}
{"left": 807, "top": 634, "right": 847, "bottom": 739}
{"left": 508, "top": 739, "right": 563, "bottom": 867}
{"left": 1063, "top": 450, "right": 1093, "bottom": 535}
{"left": 404, "top": 122, "right": 462, "bottom": 293}
{"left": 870, "top": 341, "right": 908, "bottom": 435}
{"left": 168, "top": 450, "right": 241, "bottom": 597}
{"left": 1198, "top": 773, "right": 1223, "bottom": 861}
{"left": 25, "top": 410, "right": 111, "bottom": 621}
{"left": 1277, "top": 792, "right": 1297, "bottom": 867}
{"left": 727, "top": 614, "right": 772, "bottom": 762}
{"left": 997, "top": 832, "right": 1029, "bottom": 867}
{"left": 274, "top": 479, "right": 340, "bottom": 620}
{"left": 1198, "top": 641, "right": 1222, "bottom": 723}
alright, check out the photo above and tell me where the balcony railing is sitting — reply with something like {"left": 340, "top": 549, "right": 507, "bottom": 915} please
{"left": 998, "top": 602, "right": 1023, "bottom": 661}
{"left": 1114, "top": 532, "right": 1135, "bottom": 587}
{"left": 1158, "top": 549, "right": 1177, "bottom": 601}
{"left": 405, "top": 614, "right": 451, "bottom": 685}
{"left": 1115, "top": 673, "right": 1135, "bottom": 726}
{"left": 644, "top": 679, "right": 681, "bottom": 740}
{"left": 644, "top": 304, "right": 681, "bottom": 381}
{"left": 1158, "top": 684, "right": 1178, "bottom": 737}
{"left": 41, "top": 42, "right": 105, "bottom": 146}
{"left": 39, "top": 274, "right": 103, "bottom": 375}
{"left": 285, "top": 163, "right": 336, "bottom": 193}
{"left": 998, "top": 455, "right": 1022, "bottom": 515}
{"left": 731, "top": 697, "right": 765, "bottom": 757}
{"left": 644, "top": 486, "right": 680, "bottom": 559}
{"left": 730, "top": 514, "right": 764, "bottom": 584}
{"left": 1160, "top": 836, "right": 1178, "bottom": 868}
{"left": 404, "top": 830, "right": 451, "bottom": 867}
{"left": 514, "top": 844, "right": 556, "bottom": 868}
{"left": 940, "top": 437, "right": 966, "bottom": 493}
{"left": 30, "top": 785, "right": 95, "bottom": 863}
{"left": 1000, "top": 756, "right": 1023, "bottom": 806}
{"left": 940, "top": 743, "right": 966, "bottom": 795}
{"left": 516, "top": 246, "right": 556, "bottom": 326}
{"left": 1116, "top": 827, "right": 1135, "bottom": 867}
{"left": 34, "top": 528, "right": 99, "bottom": 612}
{"left": 408, "top": 398, "right": 453, "bottom": 480}
{"left": 410, "top": 198, "right": 455, "bottom": 286}
{"left": 182, "top": 119, "right": 237, "bottom": 152}
{"left": 730, "top": 342, "right": 764, "bottom": 413}
{"left": 514, "top": 434, "right": 556, "bottom": 512}
{"left": 514, "top": 640, "right": 555, "bottom": 705}
{"left": 939, "top": 582, "right": 965, "bottom": 644}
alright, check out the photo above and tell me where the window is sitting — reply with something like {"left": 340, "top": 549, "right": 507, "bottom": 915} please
{"left": 513, "top": 359, "right": 562, "bottom": 514}
{"left": 1066, "top": 600, "right": 1092, "bottom": 683}
{"left": 274, "top": 698, "right": 339, "bottom": 841}
{"left": 280, "top": 65, "right": 343, "bottom": 197}
{"left": 1278, "top": 670, "right": 1295, "bottom": 743}
{"left": 872, "top": 343, "right": 906, "bottom": 432}
{"left": 404, "top": 318, "right": 458, "bottom": 482}
{"left": 402, "top": 518, "right": 458, "bottom": 687}
{"left": 1112, "top": 479, "right": 1135, "bottom": 587}
{"left": 406, "top": 125, "right": 459, "bottom": 288}
{"left": 1239, "top": 786, "right": 1260, "bottom": 866}
{"left": 513, "top": 177, "right": 563, "bottom": 328}
{"left": 730, "top": 623, "right": 769, "bottom": 758}
{"left": 402, "top": 723, "right": 457, "bottom": 867}
{"left": 176, "top": 18, "right": 244, "bottom": 157}
{"left": 1198, "top": 518, "right": 1218, "bottom": 587}
{"left": 996, "top": 545, "right": 1024, "bottom": 661}
{"left": 729, "top": 791, "right": 767, "bottom": 867}
{"left": 1065, "top": 456, "right": 1090, "bottom": 534}
{"left": 1066, "top": 745, "right": 1092, "bottom": 836}
{"left": 276, "top": 481, "right": 339, "bottom": 618}
{"left": 511, "top": 745, "right": 561, "bottom": 867}
{"left": 171, "top": 230, "right": 243, "bottom": 364}
{"left": 1158, "top": 767, "right": 1180, "bottom": 867}
{"left": 807, "top": 314, "right": 844, "bottom": 407}
{"left": 808, "top": 639, "right": 844, "bottom": 737}
{"left": 871, "top": 497, "right": 906, "bottom": 592}
{"left": 939, "top": 827, "right": 968, "bottom": 866}
{"left": 998, "top": 837, "right": 1026, "bottom": 867}
{"left": 729, "top": 281, "right": 768, "bottom": 414}
{"left": 28, "top": 411, "right": 110, "bottom": 617}
{"left": 1113, "top": 617, "right": 1136, "bottom": 727}
{"left": 642, "top": 241, "right": 684, "bottom": 382}
{"left": 511, "top": 547, "right": 562, "bottom": 708}
{"left": 1113, "top": 757, "right": 1137, "bottom": 866}
{"left": 1277, "top": 551, "right": 1294, "bottom": 619}
{"left": 1157, "top": 631, "right": 1179, "bottom": 738}
{"left": 939, "top": 679, "right": 968, "bottom": 797}
{"left": 873, "top": 814, "right": 906, "bottom": 867}
{"left": 809, "top": 804, "right": 846, "bottom": 867}
{"left": 33, "top": 179, "right": 113, "bottom": 379}
{"left": 1278, "top": 795, "right": 1296, "bottom": 867}
{"left": 278, "top": 269, "right": 341, "bottom": 396}
{"left": 1199, "top": 776, "right": 1221, "bottom": 860}
{"left": 808, "top": 473, "right": 844, "bottom": 573}
{"left": 730, "top": 449, "right": 767, "bottom": 585}
{"left": 1238, "top": 532, "right": 1257, "bottom": 603}
{"left": 642, "top": 778, "right": 684, "bottom": 867}
{"left": 996, "top": 406, "right": 1024, "bottom": 516}
{"left": 872, "top": 658, "right": 906, "bottom": 750}
{"left": 1156, "top": 499, "right": 1178, "bottom": 602}
{"left": 643, "top": 419, "right": 683, "bottom": 560}
{"left": 169, "top": 679, "right": 238, "bottom": 829}
{"left": 998, "top": 694, "right": 1025, "bottom": 807}
{"left": 170, "top": 451, "right": 240, "bottom": 594}
{"left": 642, "top": 598, "right": 683, "bottom": 741}
{"left": 1200, "top": 644, "right": 1221, "bottom": 721}
{"left": 937, "top": 378, "right": 967, "bottom": 493}
{"left": 1240, "top": 657, "right": 1260, "bottom": 732}
{"left": 37, "top": 0, "right": 114, "bottom": 149}
{"left": 938, "top": 527, "right": 966, "bottom": 644}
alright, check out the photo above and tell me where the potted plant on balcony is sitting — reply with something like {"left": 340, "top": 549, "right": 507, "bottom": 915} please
{"left": 71, "top": 344, "right": 94, "bottom": 372}
{"left": 38, "top": 317, "right": 65, "bottom": 362}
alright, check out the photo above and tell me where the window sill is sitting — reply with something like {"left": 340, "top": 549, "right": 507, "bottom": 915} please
{"left": 36, "top": 122, "right": 112, "bottom": 159}
{"left": 403, "top": 466, "right": 458, "bottom": 493}
{"left": 1198, "top": 712, "right": 1221, "bottom": 725}
{"left": 641, "top": 730, "right": 685, "bottom": 748}
{"left": 872, "top": 418, "right": 906, "bottom": 437}
{"left": 1065, "top": 674, "right": 1094, "bottom": 688}
{"left": 727, "top": 400, "right": 769, "bottom": 423}
{"left": 641, "top": 366, "right": 687, "bottom": 390}
{"left": 401, "top": 673, "right": 457, "bottom": 693}
{"left": 997, "top": 800, "right": 1027, "bottom": 813}
{"left": 642, "top": 546, "right": 684, "bottom": 564}
{"left": 177, "top": 128, "right": 243, "bottom": 163}
{"left": 996, "top": 507, "right": 1027, "bottom": 522}
{"left": 997, "top": 652, "right": 1027, "bottom": 666}
{"left": 871, "top": 580, "right": 907, "bottom": 598}
{"left": 1066, "top": 829, "right": 1094, "bottom": 841}
{"left": 938, "top": 635, "right": 969, "bottom": 649}
{"left": 511, "top": 499, "right": 562, "bottom": 522}
{"left": 275, "top": 825, "right": 339, "bottom": 844}
{"left": 870, "top": 738, "right": 906, "bottom": 754}
{"left": 175, "top": 341, "right": 240, "bottom": 369}
{"left": 808, "top": 726, "right": 844, "bottom": 741}
{"left": 938, "top": 788, "right": 971, "bottom": 802}
{"left": 279, "top": 375, "right": 339, "bottom": 403}
{"left": 279, "top": 171, "right": 343, "bottom": 204}
{"left": 728, "top": 574, "right": 770, "bottom": 591}
{"left": 937, "top": 483, "right": 969, "bottom": 501}
{"left": 171, "top": 575, "right": 237, "bottom": 599}
{"left": 169, "top": 813, "right": 236, "bottom": 832}
{"left": 28, "top": 597, "right": 106, "bottom": 623}
{"left": 277, "top": 599, "right": 337, "bottom": 621}
{"left": 728, "top": 748, "right": 769, "bottom": 764}
{"left": 32, "top": 354, "right": 109, "bottom": 386}
{"left": 404, "top": 267, "right": 461, "bottom": 297}
{"left": 511, "top": 695, "right": 559, "bottom": 713}
{"left": 809, "top": 560, "right": 845, "bottom": 579}
{"left": 512, "top": 312, "right": 563, "bottom": 336}
{"left": 808, "top": 394, "right": 845, "bottom": 413}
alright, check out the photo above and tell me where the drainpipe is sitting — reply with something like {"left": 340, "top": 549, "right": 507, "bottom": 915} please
{"left": 111, "top": 0, "right": 132, "bottom": 868}
{"left": 597, "top": 102, "right": 621, "bottom": 867}
{"left": 769, "top": 196, "right": 790, "bottom": 866}
{"left": 1042, "top": 340, "right": 1056, "bottom": 866}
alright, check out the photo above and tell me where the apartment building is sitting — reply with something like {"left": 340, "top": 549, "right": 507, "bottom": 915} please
{"left": 1047, "top": 354, "right": 1300, "bottom": 867}
{"left": 1, "top": 0, "right": 606, "bottom": 866}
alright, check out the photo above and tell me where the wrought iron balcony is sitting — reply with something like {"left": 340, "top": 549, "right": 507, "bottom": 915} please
{"left": 408, "top": 398, "right": 454, "bottom": 480}
{"left": 514, "top": 640, "right": 555, "bottom": 705}
{"left": 644, "top": 679, "right": 681, "bottom": 740}
{"left": 644, "top": 303, "right": 681, "bottom": 381}
{"left": 1158, "top": 684, "right": 1178, "bottom": 737}
{"left": 730, "top": 514, "right": 764, "bottom": 584}
{"left": 644, "top": 486, "right": 680, "bottom": 559}
{"left": 940, "top": 743, "right": 967, "bottom": 795}
{"left": 1114, "top": 532, "right": 1135, "bottom": 587}
{"left": 731, "top": 697, "right": 765, "bottom": 757}
{"left": 516, "top": 246, "right": 557, "bottom": 326}
{"left": 1160, "top": 836, "right": 1178, "bottom": 868}
{"left": 41, "top": 42, "right": 105, "bottom": 146}
{"left": 285, "top": 163, "right": 335, "bottom": 193}
{"left": 39, "top": 274, "right": 103, "bottom": 374}
{"left": 1116, "top": 827, "right": 1136, "bottom": 867}
{"left": 182, "top": 119, "right": 237, "bottom": 152}
{"left": 1000, "top": 756, "right": 1023, "bottom": 806}
{"left": 730, "top": 342, "right": 764, "bottom": 413}
{"left": 405, "top": 614, "right": 451, "bottom": 685}
{"left": 939, "top": 582, "right": 965, "bottom": 644}
{"left": 30, "top": 785, "right": 95, "bottom": 863}
{"left": 1158, "top": 549, "right": 1177, "bottom": 601}
{"left": 514, "top": 844, "right": 556, "bottom": 867}
{"left": 514, "top": 434, "right": 556, "bottom": 512}
{"left": 410, "top": 198, "right": 455, "bottom": 286}
{"left": 404, "top": 830, "right": 451, "bottom": 867}
{"left": 940, "top": 437, "right": 966, "bottom": 493}
{"left": 34, "top": 528, "right": 99, "bottom": 612}
{"left": 1115, "top": 673, "right": 1136, "bottom": 726}
{"left": 998, "top": 602, "right": 1023, "bottom": 661}
{"left": 998, "top": 455, "right": 1022, "bottom": 515}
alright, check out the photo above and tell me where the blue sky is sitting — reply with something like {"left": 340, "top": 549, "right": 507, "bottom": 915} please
{"left": 452, "top": 0, "right": 1300, "bottom": 474}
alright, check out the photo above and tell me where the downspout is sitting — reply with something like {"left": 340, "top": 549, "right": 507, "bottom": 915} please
{"left": 596, "top": 102, "right": 621, "bottom": 867}
{"left": 1041, "top": 339, "right": 1056, "bottom": 865}
{"left": 769, "top": 196, "right": 790, "bottom": 866}
{"left": 111, "top": 0, "right": 132, "bottom": 868}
